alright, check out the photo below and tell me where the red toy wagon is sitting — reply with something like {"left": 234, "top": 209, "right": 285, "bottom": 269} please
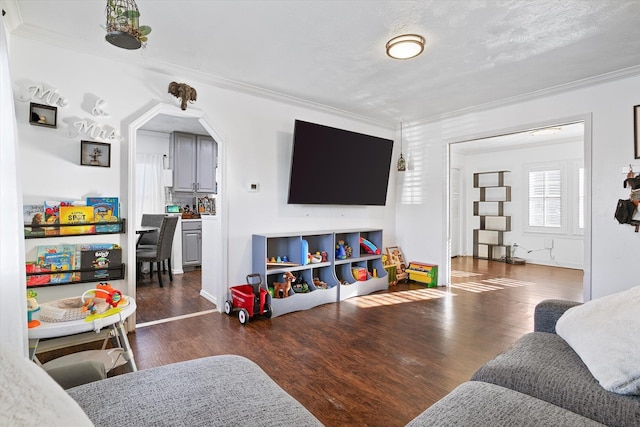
{"left": 224, "top": 273, "right": 272, "bottom": 325}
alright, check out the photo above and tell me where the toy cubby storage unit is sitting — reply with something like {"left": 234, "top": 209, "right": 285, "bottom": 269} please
{"left": 252, "top": 229, "right": 387, "bottom": 317}
{"left": 473, "top": 171, "right": 511, "bottom": 262}
{"left": 24, "top": 220, "right": 126, "bottom": 286}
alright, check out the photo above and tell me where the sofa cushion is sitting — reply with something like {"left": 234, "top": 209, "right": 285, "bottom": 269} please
{"left": 68, "top": 354, "right": 322, "bottom": 427}
{"left": 556, "top": 285, "right": 640, "bottom": 395}
{"left": 407, "top": 381, "right": 605, "bottom": 426}
{"left": 0, "top": 348, "right": 93, "bottom": 427}
{"left": 471, "top": 332, "right": 640, "bottom": 426}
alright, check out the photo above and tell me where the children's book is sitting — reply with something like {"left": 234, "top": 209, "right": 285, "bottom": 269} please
{"left": 86, "top": 197, "right": 119, "bottom": 232}
{"left": 59, "top": 205, "right": 95, "bottom": 235}
{"left": 36, "top": 244, "right": 79, "bottom": 282}
{"left": 43, "top": 200, "right": 76, "bottom": 235}
{"left": 42, "top": 251, "right": 73, "bottom": 284}
{"left": 23, "top": 204, "right": 45, "bottom": 237}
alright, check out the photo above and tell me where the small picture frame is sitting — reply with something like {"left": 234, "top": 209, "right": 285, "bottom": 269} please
{"left": 81, "top": 140, "right": 111, "bottom": 168}
{"left": 196, "top": 196, "right": 216, "bottom": 215}
{"left": 635, "top": 105, "right": 640, "bottom": 159}
{"left": 29, "top": 102, "right": 57, "bottom": 128}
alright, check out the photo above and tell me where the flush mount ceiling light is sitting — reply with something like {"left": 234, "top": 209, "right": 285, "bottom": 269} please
{"left": 105, "top": 0, "right": 152, "bottom": 50}
{"left": 386, "top": 34, "right": 425, "bottom": 60}
{"left": 530, "top": 126, "right": 563, "bottom": 136}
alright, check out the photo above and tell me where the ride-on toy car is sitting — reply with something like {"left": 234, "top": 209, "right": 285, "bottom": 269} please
{"left": 224, "top": 273, "right": 272, "bottom": 325}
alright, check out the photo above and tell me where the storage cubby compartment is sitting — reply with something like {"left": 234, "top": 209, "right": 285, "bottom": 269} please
{"left": 311, "top": 265, "right": 339, "bottom": 290}
{"left": 335, "top": 231, "right": 360, "bottom": 259}
{"left": 359, "top": 230, "right": 383, "bottom": 256}
{"left": 266, "top": 236, "right": 301, "bottom": 265}
{"left": 301, "top": 233, "right": 333, "bottom": 261}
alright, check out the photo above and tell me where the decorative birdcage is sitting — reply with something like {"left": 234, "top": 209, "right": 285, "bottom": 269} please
{"left": 105, "top": 0, "right": 152, "bottom": 50}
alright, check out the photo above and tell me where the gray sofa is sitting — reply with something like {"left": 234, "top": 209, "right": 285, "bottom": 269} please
{"left": 408, "top": 299, "right": 640, "bottom": 426}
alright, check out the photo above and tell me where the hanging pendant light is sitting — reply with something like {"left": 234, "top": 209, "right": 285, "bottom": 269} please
{"left": 397, "top": 121, "right": 406, "bottom": 172}
{"left": 105, "top": 0, "right": 152, "bottom": 50}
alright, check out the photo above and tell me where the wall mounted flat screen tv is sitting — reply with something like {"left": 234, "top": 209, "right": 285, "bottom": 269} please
{"left": 287, "top": 120, "right": 394, "bottom": 206}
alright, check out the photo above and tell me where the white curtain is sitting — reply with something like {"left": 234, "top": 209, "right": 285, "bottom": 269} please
{"left": 0, "top": 16, "right": 28, "bottom": 357}
{"left": 135, "top": 153, "right": 165, "bottom": 227}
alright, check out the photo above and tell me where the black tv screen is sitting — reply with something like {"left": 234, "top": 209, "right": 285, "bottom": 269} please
{"left": 287, "top": 120, "right": 394, "bottom": 206}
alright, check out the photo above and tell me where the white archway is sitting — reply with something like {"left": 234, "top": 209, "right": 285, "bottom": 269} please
{"left": 125, "top": 103, "right": 227, "bottom": 327}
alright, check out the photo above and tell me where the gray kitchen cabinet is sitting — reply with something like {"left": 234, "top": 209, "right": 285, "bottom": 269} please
{"left": 182, "top": 220, "right": 202, "bottom": 268}
{"left": 173, "top": 132, "right": 217, "bottom": 193}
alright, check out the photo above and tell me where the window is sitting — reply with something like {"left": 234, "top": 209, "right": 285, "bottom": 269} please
{"left": 528, "top": 168, "right": 562, "bottom": 229}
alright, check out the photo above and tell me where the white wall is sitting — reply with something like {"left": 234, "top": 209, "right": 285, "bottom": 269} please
{"left": 10, "top": 36, "right": 396, "bottom": 303}
{"left": 456, "top": 140, "right": 584, "bottom": 269}
{"left": 397, "top": 74, "right": 640, "bottom": 300}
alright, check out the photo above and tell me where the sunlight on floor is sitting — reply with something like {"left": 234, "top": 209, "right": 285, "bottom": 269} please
{"left": 450, "top": 270, "right": 483, "bottom": 278}
{"left": 450, "top": 277, "right": 534, "bottom": 293}
{"left": 344, "top": 288, "right": 452, "bottom": 308}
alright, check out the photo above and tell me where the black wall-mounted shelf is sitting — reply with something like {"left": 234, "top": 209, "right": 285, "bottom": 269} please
{"left": 26, "top": 264, "right": 126, "bottom": 288}
{"left": 24, "top": 219, "right": 126, "bottom": 239}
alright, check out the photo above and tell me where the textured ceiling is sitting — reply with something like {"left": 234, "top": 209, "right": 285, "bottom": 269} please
{"left": 6, "top": 0, "right": 640, "bottom": 125}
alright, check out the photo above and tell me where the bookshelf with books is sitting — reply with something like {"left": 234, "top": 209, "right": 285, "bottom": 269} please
{"left": 23, "top": 197, "right": 126, "bottom": 287}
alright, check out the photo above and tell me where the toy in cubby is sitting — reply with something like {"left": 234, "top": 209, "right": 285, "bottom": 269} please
{"left": 272, "top": 272, "right": 295, "bottom": 298}
{"left": 313, "top": 277, "right": 328, "bottom": 289}
{"left": 291, "top": 274, "right": 310, "bottom": 293}
{"left": 335, "top": 240, "right": 353, "bottom": 260}
{"left": 360, "top": 237, "right": 381, "bottom": 255}
{"left": 351, "top": 267, "right": 368, "bottom": 281}
{"left": 267, "top": 256, "right": 291, "bottom": 264}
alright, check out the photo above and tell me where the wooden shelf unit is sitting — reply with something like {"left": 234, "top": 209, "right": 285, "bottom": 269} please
{"left": 473, "top": 171, "right": 511, "bottom": 262}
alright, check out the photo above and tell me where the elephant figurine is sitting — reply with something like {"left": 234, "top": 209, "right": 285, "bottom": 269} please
{"left": 168, "top": 82, "right": 197, "bottom": 110}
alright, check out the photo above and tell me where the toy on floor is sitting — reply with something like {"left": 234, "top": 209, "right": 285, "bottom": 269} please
{"left": 272, "top": 271, "right": 295, "bottom": 298}
{"left": 224, "top": 273, "right": 272, "bottom": 325}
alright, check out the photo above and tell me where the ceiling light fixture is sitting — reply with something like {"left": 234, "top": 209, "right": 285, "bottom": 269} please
{"left": 386, "top": 34, "right": 425, "bottom": 60}
{"left": 530, "top": 126, "right": 563, "bottom": 136}
{"left": 105, "top": 0, "right": 152, "bottom": 50}
{"left": 397, "top": 121, "right": 406, "bottom": 172}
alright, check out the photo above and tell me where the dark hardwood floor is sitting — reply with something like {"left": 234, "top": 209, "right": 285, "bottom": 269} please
{"left": 39, "top": 257, "right": 583, "bottom": 426}
{"left": 134, "top": 267, "right": 215, "bottom": 324}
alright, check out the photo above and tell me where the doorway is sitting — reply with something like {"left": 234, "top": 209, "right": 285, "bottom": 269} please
{"left": 446, "top": 118, "right": 591, "bottom": 300}
{"left": 124, "top": 103, "right": 227, "bottom": 328}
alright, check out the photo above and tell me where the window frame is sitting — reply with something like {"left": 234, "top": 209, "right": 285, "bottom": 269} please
{"left": 524, "top": 162, "right": 567, "bottom": 235}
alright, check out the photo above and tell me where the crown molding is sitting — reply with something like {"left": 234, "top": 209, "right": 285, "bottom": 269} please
{"left": 9, "top": 20, "right": 640, "bottom": 131}
{"left": 415, "top": 65, "right": 640, "bottom": 126}
{"left": 8, "top": 23, "right": 394, "bottom": 130}
{"left": 0, "top": 0, "right": 22, "bottom": 32}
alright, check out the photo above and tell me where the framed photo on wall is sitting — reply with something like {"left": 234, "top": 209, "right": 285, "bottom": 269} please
{"left": 635, "top": 105, "right": 640, "bottom": 159}
{"left": 81, "top": 140, "right": 111, "bottom": 167}
{"left": 29, "top": 102, "right": 57, "bottom": 128}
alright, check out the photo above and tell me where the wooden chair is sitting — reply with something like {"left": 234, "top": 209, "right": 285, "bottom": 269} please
{"left": 136, "top": 216, "right": 178, "bottom": 287}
